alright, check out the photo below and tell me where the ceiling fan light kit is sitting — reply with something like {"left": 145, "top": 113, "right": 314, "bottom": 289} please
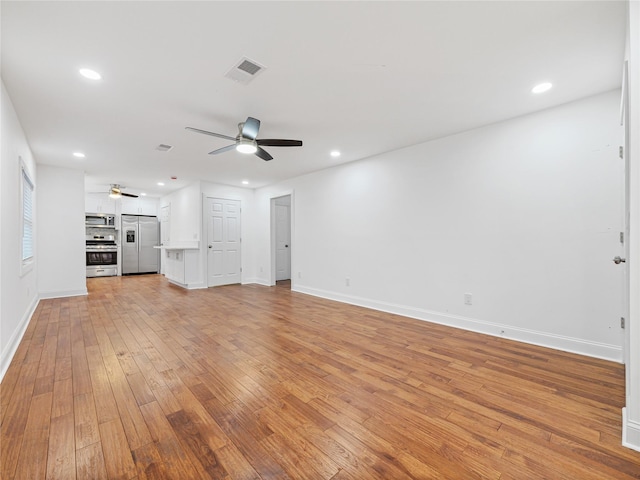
{"left": 186, "top": 116, "right": 302, "bottom": 161}
{"left": 109, "top": 184, "right": 138, "bottom": 199}
{"left": 236, "top": 138, "right": 258, "bottom": 154}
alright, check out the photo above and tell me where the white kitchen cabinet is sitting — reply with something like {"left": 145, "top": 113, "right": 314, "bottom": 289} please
{"left": 119, "top": 196, "right": 137, "bottom": 215}
{"left": 139, "top": 197, "right": 158, "bottom": 216}
{"left": 160, "top": 246, "right": 201, "bottom": 288}
{"left": 85, "top": 193, "right": 116, "bottom": 214}
{"left": 164, "top": 249, "right": 186, "bottom": 285}
{"left": 120, "top": 196, "right": 158, "bottom": 216}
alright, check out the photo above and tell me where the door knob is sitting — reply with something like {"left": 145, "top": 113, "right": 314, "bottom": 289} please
{"left": 285, "top": 245, "right": 289, "bottom": 248}
{"left": 613, "top": 256, "right": 626, "bottom": 264}
{"left": 208, "top": 245, "right": 212, "bottom": 249}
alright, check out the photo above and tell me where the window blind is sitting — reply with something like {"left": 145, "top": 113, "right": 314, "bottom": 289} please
{"left": 22, "top": 168, "right": 34, "bottom": 261}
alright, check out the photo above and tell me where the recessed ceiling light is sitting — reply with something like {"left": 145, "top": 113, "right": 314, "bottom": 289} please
{"left": 157, "top": 182, "right": 165, "bottom": 186}
{"left": 73, "top": 152, "right": 85, "bottom": 158}
{"left": 242, "top": 180, "right": 249, "bottom": 185}
{"left": 140, "top": 193, "right": 147, "bottom": 196}
{"left": 330, "top": 150, "right": 341, "bottom": 158}
{"left": 531, "top": 82, "right": 552, "bottom": 94}
{"left": 79, "top": 68, "right": 101, "bottom": 80}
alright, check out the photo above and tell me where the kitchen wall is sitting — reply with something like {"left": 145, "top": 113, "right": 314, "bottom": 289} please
{"left": 159, "top": 181, "right": 202, "bottom": 246}
{"left": 1, "top": 81, "right": 39, "bottom": 379}
{"left": 254, "top": 89, "right": 624, "bottom": 361}
{"left": 37, "top": 165, "right": 87, "bottom": 298}
{"left": 159, "top": 180, "right": 256, "bottom": 287}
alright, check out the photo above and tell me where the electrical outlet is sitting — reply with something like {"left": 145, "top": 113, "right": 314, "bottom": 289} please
{"left": 345, "top": 277, "right": 350, "bottom": 287}
{"left": 260, "top": 266, "right": 264, "bottom": 273}
{"left": 464, "top": 293, "right": 472, "bottom": 305}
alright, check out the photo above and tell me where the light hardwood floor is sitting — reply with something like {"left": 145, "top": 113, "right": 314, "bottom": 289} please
{"left": 2, "top": 275, "right": 639, "bottom": 479}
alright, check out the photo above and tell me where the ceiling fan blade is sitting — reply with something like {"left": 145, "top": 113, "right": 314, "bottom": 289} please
{"left": 209, "top": 144, "right": 237, "bottom": 155}
{"left": 121, "top": 192, "right": 139, "bottom": 198}
{"left": 242, "top": 117, "right": 260, "bottom": 140}
{"left": 254, "top": 147, "right": 273, "bottom": 161}
{"left": 185, "top": 127, "right": 236, "bottom": 142}
{"left": 256, "top": 139, "right": 303, "bottom": 147}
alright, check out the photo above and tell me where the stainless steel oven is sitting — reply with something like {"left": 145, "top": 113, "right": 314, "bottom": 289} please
{"left": 86, "top": 234, "right": 118, "bottom": 277}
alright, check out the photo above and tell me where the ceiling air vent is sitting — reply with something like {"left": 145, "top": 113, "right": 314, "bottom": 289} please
{"left": 224, "top": 57, "right": 266, "bottom": 85}
{"left": 156, "top": 144, "right": 173, "bottom": 152}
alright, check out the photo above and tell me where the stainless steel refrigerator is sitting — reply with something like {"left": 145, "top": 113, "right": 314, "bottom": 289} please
{"left": 121, "top": 215, "right": 159, "bottom": 274}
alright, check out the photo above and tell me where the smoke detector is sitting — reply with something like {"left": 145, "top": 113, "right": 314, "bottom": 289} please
{"left": 224, "top": 57, "right": 266, "bottom": 85}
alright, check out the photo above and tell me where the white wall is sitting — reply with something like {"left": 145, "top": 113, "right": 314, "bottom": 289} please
{"left": 37, "top": 165, "right": 87, "bottom": 298}
{"left": 255, "top": 90, "right": 624, "bottom": 361}
{"left": 1, "top": 81, "right": 39, "bottom": 379}
{"left": 159, "top": 181, "right": 202, "bottom": 245}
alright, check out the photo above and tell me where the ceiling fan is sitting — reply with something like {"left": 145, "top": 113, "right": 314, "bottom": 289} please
{"left": 185, "top": 116, "right": 303, "bottom": 161}
{"left": 108, "top": 184, "right": 138, "bottom": 199}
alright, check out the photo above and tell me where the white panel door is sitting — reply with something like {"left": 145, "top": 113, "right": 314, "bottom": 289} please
{"left": 207, "top": 198, "right": 241, "bottom": 287}
{"left": 160, "top": 205, "right": 170, "bottom": 245}
{"left": 275, "top": 204, "right": 291, "bottom": 281}
{"left": 159, "top": 204, "right": 170, "bottom": 275}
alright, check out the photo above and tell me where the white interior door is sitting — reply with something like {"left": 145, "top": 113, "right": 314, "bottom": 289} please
{"left": 621, "top": 61, "right": 631, "bottom": 369}
{"left": 207, "top": 198, "right": 241, "bottom": 287}
{"left": 159, "top": 204, "right": 170, "bottom": 275}
{"left": 275, "top": 202, "right": 291, "bottom": 281}
{"left": 160, "top": 204, "right": 170, "bottom": 245}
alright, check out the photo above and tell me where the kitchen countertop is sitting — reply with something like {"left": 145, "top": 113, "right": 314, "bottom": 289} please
{"left": 154, "top": 244, "right": 199, "bottom": 250}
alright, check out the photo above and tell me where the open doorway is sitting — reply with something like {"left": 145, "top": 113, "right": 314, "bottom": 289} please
{"left": 270, "top": 194, "right": 292, "bottom": 288}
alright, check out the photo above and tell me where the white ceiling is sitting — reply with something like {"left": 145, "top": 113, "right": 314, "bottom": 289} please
{"left": 1, "top": 1, "right": 627, "bottom": 197}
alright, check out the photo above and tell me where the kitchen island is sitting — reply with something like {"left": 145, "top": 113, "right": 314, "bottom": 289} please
{"left": 155, "top": 244, "right": 202, "bottom": 289}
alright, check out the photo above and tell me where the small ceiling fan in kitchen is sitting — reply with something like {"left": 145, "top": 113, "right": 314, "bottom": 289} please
{"left": 185, "top": 116, "right": 303, "bottom": 161}
{"left": 108, "top": 184, "right": 138, "bottom": 199}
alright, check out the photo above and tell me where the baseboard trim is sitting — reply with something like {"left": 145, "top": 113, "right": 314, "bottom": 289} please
{"left": 0, "top": 294, "right": 40, "bottom": 382}
{"left": 39, "top": 288, "right": 87, "bottom": 299}
{"left": 293, "top": 285, "right": 622, "bottom": 363}
{"left": 167, "top": 279, "right": 206, "bottom": 290}
{"left": 623, "top": 408, "right": 640, "bottom": 452}
{"left": 244, "top": 278, "right": 272, "bottom": 287}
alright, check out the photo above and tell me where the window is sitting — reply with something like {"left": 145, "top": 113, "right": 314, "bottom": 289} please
{"left": 21, "top": 159, "right": 34, "bottom": 269}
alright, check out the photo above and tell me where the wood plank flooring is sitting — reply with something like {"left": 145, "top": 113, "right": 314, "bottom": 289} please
{"left": 2, "top": 274, "right": 639, "bottom": 479}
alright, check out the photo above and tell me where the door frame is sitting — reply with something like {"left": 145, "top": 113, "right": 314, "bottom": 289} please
{"left": 269, "top": 190, "right": 294, "bottom": 286}
{"left": 621, "top": 60, "right": 631, "bottom": 371}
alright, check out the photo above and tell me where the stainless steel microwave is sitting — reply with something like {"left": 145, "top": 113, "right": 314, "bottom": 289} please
{"left": 85, "top": 214, "right": 115, "bottom": 227}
